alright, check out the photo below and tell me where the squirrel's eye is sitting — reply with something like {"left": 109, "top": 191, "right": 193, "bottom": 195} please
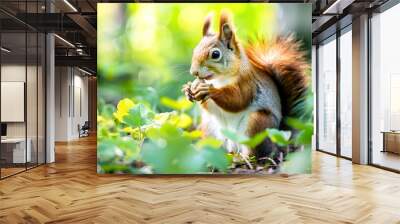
{"left": 209, "top": 48, "right": 222, "bottom": 61}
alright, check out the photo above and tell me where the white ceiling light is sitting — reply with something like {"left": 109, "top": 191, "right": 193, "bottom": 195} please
{"left": 63, "top": 0, "right": 78, "bottom": 12}
{"left": 76, "top": 48, "right": 84, "bottom": 55}
{"left": 54, "top": 34, "right": 75, "bottom": 48}
{"left": 1, "top": 47, "right": 11, "bottom": 53}
{"left": 323, "top": 0, "right": 355, "bottom": 15}
{"left": 78, "top": 67, "right": 92, "bottom": 76}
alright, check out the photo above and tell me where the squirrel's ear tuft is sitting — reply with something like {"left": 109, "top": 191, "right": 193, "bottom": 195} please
{"left": 202, "top": 13, "right": 213, "bottom": 36}
{"left": 218, "top": 11, "right": 237, "bottom": 51}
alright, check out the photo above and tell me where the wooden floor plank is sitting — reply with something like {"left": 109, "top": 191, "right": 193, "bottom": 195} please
{"left": 0, "top": 135, "right": 400, "bottom": 223}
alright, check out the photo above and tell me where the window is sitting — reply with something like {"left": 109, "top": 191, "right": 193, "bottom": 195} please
{"left": 0, "top": 1, "right": 46, "bottom": 179}
{"left": 371, "top": 3, "right": 400, "bottom": 171}
{"left": 339, "top": 27, "right": 352, "bottom": 158}
{"left": 317, "top": 36, "right": 337, "bottom": 154}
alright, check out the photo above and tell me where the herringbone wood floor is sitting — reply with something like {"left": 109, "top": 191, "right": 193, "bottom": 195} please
{"left": 1, "top": 136, "right": 400, "bottom": 224}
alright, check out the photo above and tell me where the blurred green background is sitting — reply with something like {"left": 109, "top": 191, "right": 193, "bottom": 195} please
{"left": 98, "top": 3, "right": 311, "bottom": 109}
{"left": 97, "top": 3, "right": 312, "bottom": 174}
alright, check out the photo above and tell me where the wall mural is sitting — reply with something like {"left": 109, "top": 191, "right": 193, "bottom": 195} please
{"left": 97, "top": 3, "right": 312, "bottom": 174}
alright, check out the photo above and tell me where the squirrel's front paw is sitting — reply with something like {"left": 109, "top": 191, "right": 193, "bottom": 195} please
{"left": 181, "top": 82, "right": 194, "bottom": 102}
{"left": 193, "top": 82, "right": 213, "bottom": 102}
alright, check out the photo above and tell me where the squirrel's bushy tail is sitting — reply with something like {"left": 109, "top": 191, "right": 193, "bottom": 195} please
{"left": 246, "top": 35, "right": 310, "bottom": 119}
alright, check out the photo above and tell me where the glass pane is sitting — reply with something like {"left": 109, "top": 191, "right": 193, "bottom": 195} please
{"left": 340, "top": 29, "right": 352, "bottom": 158}
{"left": 317, "top": 37, "right": 337, "bottom": 154}
{"left": 0, "top": 1, "right": 46, "bottom": 178}
{"left": 312, "top": 46, "right": 317, "bottom": 150}
{"left": 371, "top": 4, "right": 400, "bottom": 171}
{"left": 27, "top": 30, "right": 38, "bottom": 169}
{"left": 1, "top": 30, "right": 27, "bottom": 177}
{"left": 38, "top": 32, "right": 45, "bottom": 165}
{"left": 26, "top": 0, "right": 39, "bottom": 169}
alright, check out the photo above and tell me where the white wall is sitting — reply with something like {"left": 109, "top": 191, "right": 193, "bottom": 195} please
{"left": 72, "top": 73, "right": 89, "bottom": 138}
{"left": 55, "top": 66, "right": 69, "bottom": 141}
{"left": 1, "top": 64, "right": 46, "bottom": 164}
{"left": 1, "top": 65, "right": 26, "bottom": 139}
{"left": 1, "top": 82, "right": 25, "bottom": 122}
{"left": 1, "top": 65, "right": 40, "bottom": 138}
{"left": 55, "top": 67, "right": 89, "bottom": 141}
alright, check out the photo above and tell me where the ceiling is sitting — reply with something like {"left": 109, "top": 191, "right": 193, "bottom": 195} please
{"left": 0, "top": 0, "right": 393, "bottom": 74}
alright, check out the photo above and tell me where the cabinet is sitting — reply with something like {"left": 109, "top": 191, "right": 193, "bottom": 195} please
{"left": 382, "top": 132, "right": 400, "bottom": 154}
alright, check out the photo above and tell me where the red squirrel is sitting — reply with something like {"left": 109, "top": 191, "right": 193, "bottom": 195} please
{"left": 182, "top": 12, "right": 309, "bottom": 162}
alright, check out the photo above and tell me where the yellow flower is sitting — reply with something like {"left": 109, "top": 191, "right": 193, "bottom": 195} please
{"left": 183, "top": 130, "right": 203, "bottom": 139}
{"left": 122, "top": 126, "right": 143, "bottom": 140}
{"left": 153, "top": 112, "right": 172, "bottom": 125}
{"left": 113, "top": 98, "right": 135, "bottom": 122}
{"left": 122, "top": 126, "right": 135, "bottom": 133}
{"left": 160, "top": 97, "right": 193, "bottom": 111}
{"left": 196, "top": 138, "right": 223, "bottom": 149}
{"left": 169, "top": 113, "right": 192, "bottom": 129}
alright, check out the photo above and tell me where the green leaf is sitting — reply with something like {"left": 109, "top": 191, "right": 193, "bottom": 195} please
{"left": 286, "top": 117, "right": 313, "bottom": 145}
{"left": 98, "top": 140, "right": 118, "bottom": 162}
{"left": 282, "top": 145, "right": 312, "bottom": 174}
{"left": 240, "top": 130, "right": 269, "bottom": 148}
{"left": 267, "top": 129, "right": 291, "bottom": 146}
{"left": 97, "top": 137, "right": 139, "bottom": 164}
{"left": 123, "top": 110, "right": 143, "bottom": 127}
{"left": 200, "top": 146, "right": 228, "bottom": 172}
{"left": 196, "top": 138, "right": 223, "bottom": 149}
{"left": 286, "top": 117, "right": 313, "bottom": 131}
{"left": 221, "top": 129, "right": 248, "bottom": 142}
{"left": 141, "top": 139, "right": 205, "bottom": 174}
{"left": 286, "top": 117, "right": 307, "bottom": 130}
{"left": 123, "top": 104, "right": 151, "bottom": 127}
{"left": 295, "top": 129, "right": 313, "bottom": 145}
{"left": 141, "top": 123, "right": 228, "bottom": 174}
